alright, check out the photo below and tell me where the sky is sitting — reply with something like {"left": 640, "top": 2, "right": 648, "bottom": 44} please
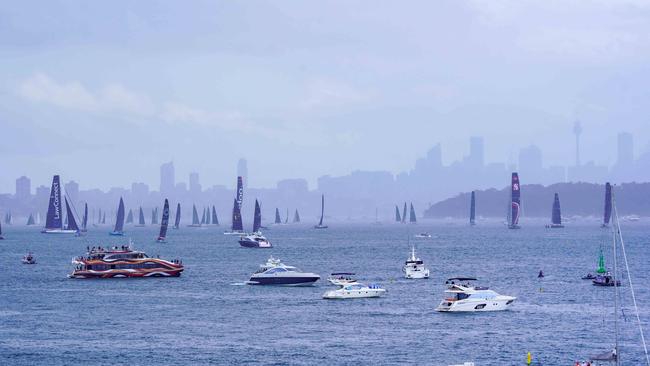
{"left": 1, "top": 0, "right": 650, "bottom": 192}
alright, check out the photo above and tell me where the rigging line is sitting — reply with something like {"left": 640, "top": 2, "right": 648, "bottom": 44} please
{"left": 613, "top": 197, "right": 650, "bottom": 366}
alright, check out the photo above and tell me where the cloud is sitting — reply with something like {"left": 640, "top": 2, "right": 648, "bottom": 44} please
{"left": 301, "top": 78, "right": 370, "bottom": 109}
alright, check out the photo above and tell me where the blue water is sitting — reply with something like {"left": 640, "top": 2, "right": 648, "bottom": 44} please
{"left": 1, "top": 222, "right": 649, "bottom": 365}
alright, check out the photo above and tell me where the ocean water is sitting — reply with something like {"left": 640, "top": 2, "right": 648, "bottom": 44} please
{"left": 1, "top": 222, "right": 649, "bottom": 365}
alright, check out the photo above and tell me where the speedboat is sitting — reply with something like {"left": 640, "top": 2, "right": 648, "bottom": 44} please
{"left": 322, "top": 282, "right": 386, "bottom": 299}
{"left": 223, "top": 230, "right": 245, "bottom": 235}
{"left": 593, "top": 272, "right": 621, "bottom": 287}
{"left": 68, "top": 243, "right": 183, "bottom": 279}
{"left": 327, "top": 272, "right": 357, "bottom": 286}
{"left": 414, "top": 233, "right": 432, "bottom": 238}
{"left": 247, "top": 257, "right": 320, "bottom": 286}
{"left": 22, "top": 252, "right": 36, "bottom": 264}
{"left": 403, "top": 246, "right": 430, "bottom": 279}
{"left": 435, "top": 277, "right": 516, "bottom": 312}
{"left": 238, "top": 233, "right": 272, "bottom": 248}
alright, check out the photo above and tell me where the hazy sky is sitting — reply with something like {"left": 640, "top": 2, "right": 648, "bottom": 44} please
{"left": 2, "top": 0, "right": 650, "bottom": 192}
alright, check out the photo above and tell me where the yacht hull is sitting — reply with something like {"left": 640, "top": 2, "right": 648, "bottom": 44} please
{"left": 436, "top": 297, "right": 516, "bottom": 312}
{"left": 248, "top": 276, "right": 319, "bottom": 286}
{"left": 239, "top": 239, "right": 272, "bottom": 248}
{"left": 41, "top": 229, "right": 78, "bottom": 234}
{"left": 323, "top": 288, "right": 386, "bottom": 299}
{"left": 109, "top": 231, "right": 124, "bottom": 236}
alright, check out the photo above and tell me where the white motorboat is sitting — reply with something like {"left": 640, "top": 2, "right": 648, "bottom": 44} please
{"left": 403, "top": 246, "right": 430, "bottom": 279}
{"left": 435, "top": 277, "right": 516, "bottom": 312}
{"left": 247, "top": 257, "right": 320, "bottom": 286}
{"left": 414, "top": 233, "right": 432, "bottom": 238}
{"left": 327, "top": 272, "right": 357, "bottom": 286}
{"left": 322, "top": 282, "right": 386, "bottom": 299}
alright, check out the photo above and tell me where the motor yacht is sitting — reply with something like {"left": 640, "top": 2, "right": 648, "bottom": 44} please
{"left": 327, "top": 272, "right": 357, "bottom": 286}
{"left": 414, "top": 233, "right": 432, "bottom": 238}
{"left": 247, "top": 256, "right": 319, "bottom": 286}
{"left": 22, "top": 252, "right": 36, "bottom": 264}
{"left": 435, "top": 277, "right": 516, "bottom": 312}
{"left": 322, "top": 282, "right": 386, "bottom": 299}
{"left": 239, "top": 233, "right": 272, "bottom": 248}
{"left": 403, "top": 246, "right": 430, "bottom": 279}
{"left": 69, "top": 243, "right": 183, "bottom": 279}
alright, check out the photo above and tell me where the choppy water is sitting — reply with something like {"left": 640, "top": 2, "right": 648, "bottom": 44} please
{"left": 1, "top": 222, "right": 649, "bottom": 365}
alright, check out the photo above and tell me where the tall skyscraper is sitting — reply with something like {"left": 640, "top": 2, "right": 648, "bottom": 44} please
{"left": 15, "top": 176, "right": 31, "bottom": 201}
{"left": 468, "top": 136, "right": 484, "bottom": 168}
{"left": 617, "top": 132, "right": 634, "bottom": 167}
{"left": 189, "top": 172, "right": 201, "bottom": 195}
{"left": 64, "top": 180, "right": 79, "bottom": 203}
{"left": 573, "top": 121, "right": 582, "bottom": 167}
{"left": 237, "top": 158, "right": 248, "bottom": 188}
{"left": 160, "top": 161, "right": 175, "bottom": 194}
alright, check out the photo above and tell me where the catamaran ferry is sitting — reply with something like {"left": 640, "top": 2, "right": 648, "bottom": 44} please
{"left": 69, "top": 243, "right": 183, "bottom": 279}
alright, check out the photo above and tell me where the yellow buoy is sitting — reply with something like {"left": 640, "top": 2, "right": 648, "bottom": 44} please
{"left": 527, "top": 352, "right": 532, "bottom": 365}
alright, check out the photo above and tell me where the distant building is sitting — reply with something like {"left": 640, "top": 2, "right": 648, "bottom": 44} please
{"left": 131, "top": 182, "right": 149, "bottom": 199}
{"left": 277, "top": 179, "right": 309, "bottom": 194}
{"left": 617, "top": 132, "right": 634, "bottom": 167}
{"left": 15, "top": 176, "right": 31, "bottom": 201}
{"left": 64, "top": 180, "right": 79, "bottom": 203}
{"left": 518, "top": 145, "right": 543, "bottom": 183}
{"left": 237, "top": 158, "right": 248, "bottom": 188}
{"left": 189, "top": 172, "right": 201, "bottom": 195}
{"left": 467, "top": 136, "right": 484, "bottom": 168}
{"left": 160, "top": 161, "right": 175, "bottom": 194}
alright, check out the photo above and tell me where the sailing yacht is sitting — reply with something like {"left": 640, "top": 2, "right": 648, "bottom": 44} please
{"left": 126, "top": 209, "right": 134, "bottom": 225}
{"left": 188, "top": 204, "right": 201, "bottom": 227}
{"left": 395, "top": 205, "right": 401, "bottom": 223}
{"left": 239, "top": 199, "right": 271, "bottom": 248}
{"left": 42, "top": 175, "right": 78, "bottom": 234}
{"left": 508, "top": 172, "right": 521, "bottom": 229}
{"left": 409, "top": 203, "right": 417, "bottom": 224}
{"left": 109, "top": 197, "right": 126, "bottom": 236}
{"left": 173, "top": 203, "right": 181, "bottom": 229}
{"left": 224, "top": 176, "right": 245, "bottom": 235}
{"left": 0, "top": 218, "right": 4, "bottom": 239}
{"left": 135, "top": 207, "right": 146, "bottom": 227}
{"left": 314, "top": 194, "right": 328, "bottom": 229}
{"left": 546, "top": 193, "right": 564, "bottom": 228}
{"left": 81, "top": 203, "right": 88, "bottom": 232}
{"left": 601, "top": 182, "right": 612, "bottom": 228}
{"left": 211, "top": 206, "right": 219, "bottom": 226}
{"left": 151, "top": 207, "right": 158, "bottom": 225}
{"left": 469, "top": 191, "right": 476, "bottom": 226}
{"left": 26, "top": 214, "right": 35, "bottom": 226}
{"left": 401, "top": 202, "right": 407, "bottom": 224}
{"left": 156, "top": 199, "right": 170, "bottom": 242}
{"left": 274, "top": 208, "right": 282, "bottom": 225}
{"left": 293, "top": 209, "right": 300, "bottom": 223}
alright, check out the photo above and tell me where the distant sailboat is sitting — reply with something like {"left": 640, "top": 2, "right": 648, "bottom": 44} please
{"left": 224, "top": 176, "right": 244, "bottom": 235}
{"left": 4, "top": 212, "right": 12, "bottom": 225}
{"left": 469, "top": 191, "right": 476, "bottom": 226}
{"left": 64, "top": 197, "right": 80, "bottom": 234}
{"left": 546, "top": 193, "right": 564, "bottom": 228}
{"left": 409, "top": 203, "right": 417, "bottom": 224}
{"left": 395, "top": 205, "right": 401, "bottom": 222}
{"left": 401, "top": 202, "right": 407, "bottom": 224}
{"left": 314, "top": 194, "right": 328, "bottom": 229}
{"left": 173, "top": 203, "right": 181, "bottom": 229}
{"left": 0, "top": 216, "right": 3, "bottom": 239}
{"left": 188, "top": 204, "right": 201, "bottom": 227}
{"left": 81, "top": 203, "right": 88, "bottom": 232}
{"left": 274, "top": 208, "right": 282, "bottom": 224}
{"left": 126, "top": 209, "right": 134, "bottom": 224}
{"left": 211, "top": 206, "right": 219, "bottom": 226}
{"left": 151, "top": 207, "right": 158, "bottom": 225}
{"left": 136, "top": 207, "right": 145, "bottom": 227}
{"left": 205, "top": 206, "right": 211, "bottom": 225}
{"left": 293, "top": 209, "right": 300, "bottom": 223}
{"left": 285, "top": 208, "right": 289, "bottom": 224}
{"left": 157, "top": 199, "right": 170, "bottom": 242}
{"left": 253, "top": 199, "right": 262, "bottom": 234}
{"left": 97, "top": 208, "right": 102, "bottom": 225}
{"left": 602, "top": 182, "right": 612, "bottom": 228}
{"left": 508, "top": 172, "right": 521, "bottom": 229}
{"left": 36, "top": 212, "right": 41, "bottom": 225}
{"left": 101, "top": 211, "right": 106, "bottom": 225}
{"left": 109, "top": 197, "right": 125, "bottom": 236}
{"left": 26, "top": 214, "right": 35, "bottom": 226}
{"left": 42, "top": 175, "right": 77, "bottom": 234}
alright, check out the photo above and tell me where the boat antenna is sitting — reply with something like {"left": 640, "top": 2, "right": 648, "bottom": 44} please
{"left": 612, "top": 189, "right": 650, "bottom": 365}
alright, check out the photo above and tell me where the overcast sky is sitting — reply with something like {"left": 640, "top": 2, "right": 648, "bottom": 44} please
{"left": 1, "top": 0, "right": 650, "bottom": 192}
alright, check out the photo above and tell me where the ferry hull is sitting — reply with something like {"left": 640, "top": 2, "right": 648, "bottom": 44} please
{"left": 69, "top": 268, "right": 183, "bottom": 279}
{"left": 41, "top": 229, "right": 78, "bottom": 234}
